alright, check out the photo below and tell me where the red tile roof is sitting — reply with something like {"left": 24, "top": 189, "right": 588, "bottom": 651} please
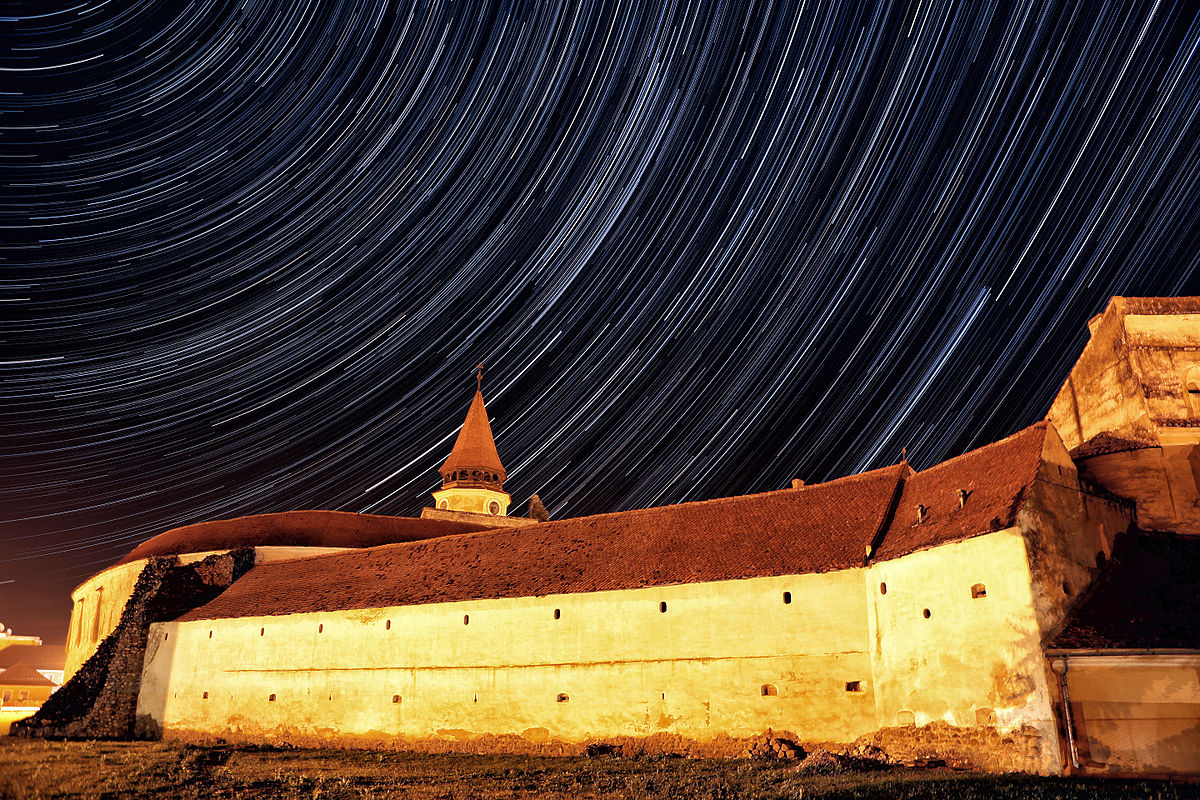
{"left": 179, "top": 424, "right": 1051, "bottom": 621}
{"left": 1069, "top": 431, "right": 1155, "bottom": 460}
{"left": 0, "top": 644, "right": 64, "bottom": 672}
{"left": 118, "top": 510, "right": 493, "bottom": 566}
{"left": 179, "top": 463, "right": 908, "bottom": 620}
{"left": 871, "top": 423, "right": 1048, "bottom": 560}
{"left": 1046, "top": 531, "right": 1200, "bottom": 651}
{"left": 0, "top": 662, "right": 56, "bottom": 687}
{"left": 439, "top": 388, "right": 506, "bottom": 480}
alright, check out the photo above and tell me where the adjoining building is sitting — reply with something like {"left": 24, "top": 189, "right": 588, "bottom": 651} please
{"left": 20, "top": 297, "right": 1200, "bottom": 776}
{"left": 0, "top": 626, "right": 58, "bottom": 734}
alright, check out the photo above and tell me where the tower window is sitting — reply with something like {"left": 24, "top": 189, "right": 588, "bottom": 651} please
{"left": 553, "top": 609, "right": 561, "bottom": 620}
{"left": 438, "top": 500, "right": 449, "bottom": 509}
{"left": 846, "top": 681, "right": 864, "bottom": 692}
{"left": 971, "top": 584, "right": 987, "bottom": 599}
{"left": 922, "top": 608, "right": 931, "bottom": 619}
{"left": 392, "top": 695, "right": 401, "bottom": 704}
{"left": 783, "top": 591, "right": 792, "bottom": 604}
{"left": 760, "top": 684, "right": 778, "bottom": 696}
{"left": 556, "top": 693, "right": 570, "bottom": 703}
{"left": 659, "top": 601, "right": 667, "bottom": 613}
{"left": 202, "top": 692, "right": 209, "bottom": 699}
{"left": 268, "top": 694, "right": 276, "bottom": 702}
{"left": 463, "top": 614, "right": 470, "bottom": 625}
{"left": 260, "top": 627, "right": 265, "bottom": 636}
{"left": 488, "top": 501, "right": 500, "bottom": 514}
{"left": 879, "top": 582, "right": 887, "bottom": 595}
{"left": 318, "top": 624, "right": 323, "bottom": 633}
{"left": 386, "top": 619, "right": 391, "bottom": 630}
{"left": 1186, "top": 366, "right": 1200, "bottom": 414}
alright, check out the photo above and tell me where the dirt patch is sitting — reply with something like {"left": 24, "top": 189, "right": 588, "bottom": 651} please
{"left": 0, "top": 739, "right": 1189, "bottom": 800}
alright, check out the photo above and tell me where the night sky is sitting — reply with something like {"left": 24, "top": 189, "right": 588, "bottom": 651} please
{"left": 3, "top": 1, "right": 1200, "bottom": 646}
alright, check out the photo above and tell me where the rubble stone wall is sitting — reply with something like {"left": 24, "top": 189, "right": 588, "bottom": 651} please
{"left": 12, "top": 549, "right": 254, "bottom": 740}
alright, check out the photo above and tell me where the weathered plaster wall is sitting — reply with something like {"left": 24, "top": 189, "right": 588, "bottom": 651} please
{"left": 419, "top": 507, "right": 536, "bottom": 529}
{"left": 1046, "top": 301, "right": 1200, "bottom": 533}
{"left": 65, "top": 560, "right": 144, "bottom": 682}
{"left": 1064, "top": 656, "right": 1200, "bottom": 775}
{"left": 1046, "top": 303, "right": 1147, "bottom": 449}
{"left": 1019, "top": 427, "right": 1131, "bottom": 637}
{"left": 139, "top": 570, "right": 880, "bottom": 747}
{"left": 1126, "top": 314, "right": 1200, "bottom": 424}
{"left": 865, "top": 530, "right": 1059, "bottom": 773}
{"left": 139, "top": 535, "right": 1069, "bottom": 773}
{"left": 64, "top": 546, "right": 355, "bottom": 681}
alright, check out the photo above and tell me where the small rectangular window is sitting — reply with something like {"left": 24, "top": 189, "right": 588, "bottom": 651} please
{"left": 845, "top": 681, "right": 863, "bottom": 692}
{"left": 202, "top": 691, "right": 209, "bottom": 700}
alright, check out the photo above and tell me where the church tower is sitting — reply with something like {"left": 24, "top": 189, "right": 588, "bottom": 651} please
{"left": 432, "top": 367, "right": 510, "bottom": 516}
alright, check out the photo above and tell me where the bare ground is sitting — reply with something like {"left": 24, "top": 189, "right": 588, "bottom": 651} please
{"left": 0, "top": 739, "right": 1194, "bottom": 800}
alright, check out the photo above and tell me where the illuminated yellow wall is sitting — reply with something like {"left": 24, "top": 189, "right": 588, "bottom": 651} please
{"left": 64, "top": 546, "right": 354, "bottom": 681}
{"left": 64, "top": 560, "right": 145, "bottom": 681}
{"left": 432, "top": 485, "right": 511, "bottom": 516}
{"left": 140, "top": 570, "right": 878, "bottom": 746}
{"left": 866, "top": 529, "right": 1057, "bottom": 771}
{"left": 137, "top": 534, "right": 1068, "bottom": 773}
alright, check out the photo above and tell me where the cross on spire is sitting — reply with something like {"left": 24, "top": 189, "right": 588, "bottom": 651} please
{"left": 476, "top": 363, "right": 483, "bottom": 391}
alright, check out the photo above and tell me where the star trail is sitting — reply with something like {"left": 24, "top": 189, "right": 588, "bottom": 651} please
{"left": 2, "top": 0, "right": 1200, "bottom": 641}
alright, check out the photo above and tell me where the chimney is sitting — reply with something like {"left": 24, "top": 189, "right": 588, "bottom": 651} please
{"left": 1086, "top": 313, "right": 1104, "bottom": 338}
{"left": 791, "top": 479, "right": 805, "bottom": 489}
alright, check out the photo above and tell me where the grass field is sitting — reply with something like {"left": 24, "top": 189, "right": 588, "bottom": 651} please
{"left": 0, "top": 739, "right": 1195, "bottom": 800}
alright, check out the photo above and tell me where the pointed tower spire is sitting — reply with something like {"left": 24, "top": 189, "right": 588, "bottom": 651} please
{"left": 432, "top": 367, "right": 510, "bottom": 516}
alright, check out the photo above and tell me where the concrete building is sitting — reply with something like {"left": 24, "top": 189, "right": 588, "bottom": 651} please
{"left": 23, "top": 296, "right": 1200, "bottom": 777}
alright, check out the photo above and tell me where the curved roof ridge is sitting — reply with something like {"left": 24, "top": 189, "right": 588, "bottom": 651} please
{"left": 118, "top": 509, "right": 494, "bottom": 565}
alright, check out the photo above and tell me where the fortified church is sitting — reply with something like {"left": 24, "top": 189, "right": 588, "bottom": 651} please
{"left": 16, "top": 297, "right": 1200, "bottom": 777}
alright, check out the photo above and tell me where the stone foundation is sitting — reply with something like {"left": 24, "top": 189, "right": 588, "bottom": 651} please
{"left": 852, "top": 721, "right": 1045, "bottom": 773}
